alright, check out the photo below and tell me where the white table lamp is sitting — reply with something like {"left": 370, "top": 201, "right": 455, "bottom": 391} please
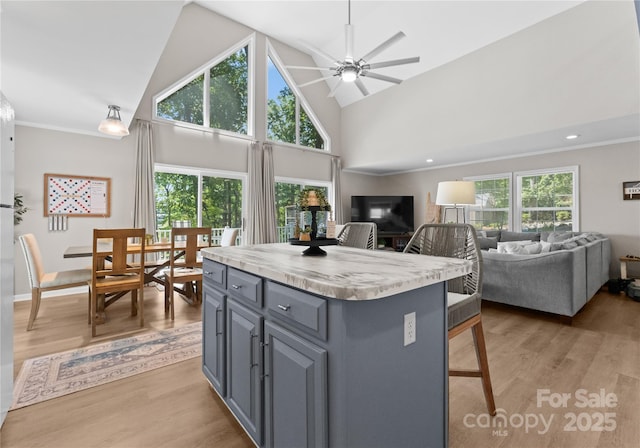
{"left": 435, "top": 181, "right": 476, "bottom": 223}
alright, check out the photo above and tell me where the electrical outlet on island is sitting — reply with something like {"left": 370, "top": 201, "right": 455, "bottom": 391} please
{"left": 404, "top": 312, "right": 416, "bottom": 346}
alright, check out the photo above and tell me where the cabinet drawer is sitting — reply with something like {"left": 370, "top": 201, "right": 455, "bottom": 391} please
{"left": 227, "top": 268, "right": 263, "bottom": 307}
{"left": 266, "top": 281, "right": 327, "bottom": 340}
{"left": 203, "top": 259, "right": 226, "bottom": 289}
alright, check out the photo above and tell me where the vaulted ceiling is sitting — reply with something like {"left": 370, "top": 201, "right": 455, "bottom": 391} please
{"left": 1, "top": 0, "right": 639, "bottom": 174}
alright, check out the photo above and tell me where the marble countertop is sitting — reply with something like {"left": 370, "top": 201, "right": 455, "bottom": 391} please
{"left": 202, "top": 243, "right": 471, "bottom": 301}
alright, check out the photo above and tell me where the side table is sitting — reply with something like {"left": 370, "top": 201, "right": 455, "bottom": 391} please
{"left": 620, "top": 256, "right": 640, "bottom": 279}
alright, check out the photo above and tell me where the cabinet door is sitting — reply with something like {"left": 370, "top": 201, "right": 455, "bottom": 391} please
{"left": 264, "top": 321, "right": 327, "bottom": 448}
{"left": 202, "top": 285, "right": 225, "bottom": 396}
{"left": 227, "top": 299, "right": 263, "bottom": 445}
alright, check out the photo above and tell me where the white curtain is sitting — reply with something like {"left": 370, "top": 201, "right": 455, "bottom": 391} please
{"left": 262, "top": 143, "right": 278, "bottom": 242}
{"left": 331, "top": 156, "right": 344, "bottom": 224}
{"left": 245, "top": 142, "right": 278, "bottom": 245}
{"left": 133, "top": 121, "right": 156, "bottom": 238}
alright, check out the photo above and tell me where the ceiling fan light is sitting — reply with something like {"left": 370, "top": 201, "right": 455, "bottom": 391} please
{"left": 341, "top": 66, "right": 358, "bottom": 83}
{"left": 98, "top": 105, "right": 129, "bottom": 136}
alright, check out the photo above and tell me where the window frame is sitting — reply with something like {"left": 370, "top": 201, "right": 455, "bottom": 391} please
{"left": 266, "top": 40, "right": 331, "bottom": 152}
{"left": 515, "top": 165, "right": 580, "bottom": 232}
{"left": 152, "top": 34, "right": 255, "bottom": 138}
{"left": 154, "top": 163, "right": 248, "bottom": 231}
{"left": 464, "top": 172, "right": 513, "bottom": 231}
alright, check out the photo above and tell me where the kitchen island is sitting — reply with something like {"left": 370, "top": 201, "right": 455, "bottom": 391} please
{"left": 201, "top": 243, "right": 471, "bottom": 448}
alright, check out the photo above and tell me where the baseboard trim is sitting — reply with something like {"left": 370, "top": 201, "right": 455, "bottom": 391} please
{"left": 13, "top": 286, "right": 89, "bottom": 302}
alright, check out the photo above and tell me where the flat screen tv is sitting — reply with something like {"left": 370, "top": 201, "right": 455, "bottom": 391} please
{"left": 350, "top": 196, "right": 414, "bottom": 234}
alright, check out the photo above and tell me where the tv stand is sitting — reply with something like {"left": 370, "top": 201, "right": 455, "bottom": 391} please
{"left": 378, "top": 233, "right": 412, "bottom": 251}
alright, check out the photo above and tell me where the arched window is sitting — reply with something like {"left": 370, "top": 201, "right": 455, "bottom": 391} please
{"left": 154, "top": 37, "right": 253, "bottom": 136}
{"left": 267, "top": 46, "right": 329, "bottom": 150}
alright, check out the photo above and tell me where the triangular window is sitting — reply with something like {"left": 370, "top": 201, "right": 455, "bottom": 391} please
{"left": 155, "top": 40, "right": 252, "bottom": 135}
{"left": 267, "top": 52, "right": 327, "bottom": 150}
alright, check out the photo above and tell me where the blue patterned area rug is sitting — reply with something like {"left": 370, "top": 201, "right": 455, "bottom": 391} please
{"left": 11, "top": 322, "right": 202, "bottom": 410}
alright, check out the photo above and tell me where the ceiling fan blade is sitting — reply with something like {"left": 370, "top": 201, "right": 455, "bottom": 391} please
{"left": 361, "top": 71, "right": 403, "bottom": 84}
{"left": 345, "top": 24, "right": 354, "bottom": 61}
{"left": 366, "top": 56, "right": 420, "bottom": 70}
{"left": 286, "top": 65, "right": 335, "bottom": 72}
{"left": 299, "top": 42, "right": 342, "bottom": 67}
{"left": 360, "top": 31, "right": 406, "bottom": 62}
{"left": 328, "top": 79, "right": 343, "bottom": 98}
{"left": 355, "top": 78, "right": 370, "bottom": 96}
{"left": 299, "top": 76, "right": 335, "bottom": 88}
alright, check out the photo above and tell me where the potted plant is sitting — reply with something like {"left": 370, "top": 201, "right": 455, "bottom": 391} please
{"left": 14, "top": 193, "right": 27, "bottom": 225}
{"left": 296, "top": 187, "right": 331, "bottom": 212}
{"left": 299, "top": 226, "right": 312, "bottom": 241}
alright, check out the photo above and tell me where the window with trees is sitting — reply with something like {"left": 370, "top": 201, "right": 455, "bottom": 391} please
{"left": 155, "top": 166, "right": 245, "bottom": 242}
{"left": 155, "top": 41, "right": 251, "bottom": 135}
{"left": 274, "top": 178, "right": 332, "bottom": 241}
{"left": 516, "top": 167, "right": 578, "bottom": 232}
{"left": 267, "top": 51, "right": 327, "bottom": 150}
{"left": 465, "top": 174, "right": 511, "bottom": 231}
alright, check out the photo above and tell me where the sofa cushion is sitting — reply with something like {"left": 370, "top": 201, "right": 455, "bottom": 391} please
{"left": 500, "top": 231, "right": 541, "bottom": 242}
{"left": 478, "top": 236, "right": 498, "bottom": 250}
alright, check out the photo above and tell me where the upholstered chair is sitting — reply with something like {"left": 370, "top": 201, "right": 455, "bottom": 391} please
{"left": 18, "top": 233, "right": 91, "bottom": 331}
{"left": 220, "top": 226, "right": 239, "bottom": 247}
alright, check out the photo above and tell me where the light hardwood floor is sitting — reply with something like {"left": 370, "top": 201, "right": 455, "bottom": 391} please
{"left": 1, "top": 287, "right": 638, "bottom": 447}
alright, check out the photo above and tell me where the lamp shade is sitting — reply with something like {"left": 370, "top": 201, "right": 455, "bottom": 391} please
{"left": 435, "top": 181, "right": 476, "bottom": 205}
{"left": 98, "top": 105, "right": 129, "bottom": 136}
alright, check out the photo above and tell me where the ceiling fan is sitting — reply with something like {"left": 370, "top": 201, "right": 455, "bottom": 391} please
{"left": 287, "top": 0, "right": 420, "bottom": 97}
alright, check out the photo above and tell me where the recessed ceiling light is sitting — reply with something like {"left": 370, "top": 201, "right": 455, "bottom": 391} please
{"left": 426, "top": 159, "right": 434, "bottom": 163}
{"left": 565, "top": 134, "right": 580, "bottom": 140}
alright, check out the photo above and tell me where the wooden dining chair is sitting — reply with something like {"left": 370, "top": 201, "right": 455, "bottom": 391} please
{"left": 164, "top": 227, "right": 212, "bottom": 320}
{"left": 89, "top": 228, "right": 146, "bottom": 337}
{"left": 404, "top": 223, "right": 496, "bottom": 416}
{"left": 18, "top": 233, "right": 92, "bottom": 331}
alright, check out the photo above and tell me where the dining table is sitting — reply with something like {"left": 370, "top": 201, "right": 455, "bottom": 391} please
{"left": 65, "top": 240, "right": 217, "bottom": 321}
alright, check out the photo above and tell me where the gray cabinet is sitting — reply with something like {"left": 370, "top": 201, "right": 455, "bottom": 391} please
{"left": 226, "top": 298, "right": 263, "bottom": 445}
{"left": 264, "top": 321, "right": 327, "bottom": 448}
{"left": 202, "top": 284, "right": 225, "bottom": 395}
{"left": 202, "top": 257, "right": 448, "bottom": 447}
{"left": 203, "top": 259, "right": 328, "bottom": 447}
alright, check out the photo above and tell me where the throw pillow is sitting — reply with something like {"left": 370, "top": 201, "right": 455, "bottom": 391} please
{"left": 546, "top": 231, "right": 575, "bottom": 243}
{"left": 478, "top": 236, "right": 498, "bottom": 250}
{"left": 550, "top": 240, "right": 580, "bottom": 251}
{"left": 497, "top": 241, "right": 535, "bottom": 254}
{"left": 540, "top": 241, "right": 552, "bottom": 253}
{"left": 496, "top": 242, "right": 542, "bottom": 255}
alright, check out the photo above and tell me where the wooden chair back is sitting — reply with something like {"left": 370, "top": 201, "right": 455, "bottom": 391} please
{"left": 169, "top": 227, "right": 212, "bottom": 271}
{"left": 92, "top": 228, "right": 146, "bottom": 280}
{"left": 90, "top": 228, "right": 146, "bottom": 336}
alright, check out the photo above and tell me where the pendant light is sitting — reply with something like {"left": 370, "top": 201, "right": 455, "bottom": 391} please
{"left": 98, "top": 105, "right": 129, "bottom": 136}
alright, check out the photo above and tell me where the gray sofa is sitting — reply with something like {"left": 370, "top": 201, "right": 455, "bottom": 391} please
{"left": 479, "top": 231, "right": 611, "bottom": 318}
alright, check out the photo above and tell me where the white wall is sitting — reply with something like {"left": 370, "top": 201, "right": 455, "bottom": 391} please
{"left": 340, "top": 0, "right": 640, "bottom": 171}
{"left": 13, "top": 126, "right": 138, "bottom": 295}
{"left": 341, "top": 141, "right": 640, "bottom": 277}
